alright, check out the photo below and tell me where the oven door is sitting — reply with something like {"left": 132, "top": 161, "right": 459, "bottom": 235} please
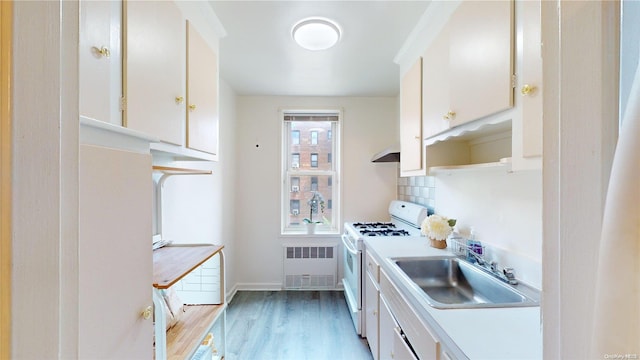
{"left": 342, "top": 233, "right": 362, "bottom": 335}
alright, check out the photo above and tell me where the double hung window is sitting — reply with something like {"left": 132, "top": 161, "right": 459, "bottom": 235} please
{"left": 282, "top": 111, "right": 340, "bottom": 233}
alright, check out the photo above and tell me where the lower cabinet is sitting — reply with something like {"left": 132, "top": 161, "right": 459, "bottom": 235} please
{"left": 378, "top": 294, "right": 394, "bottom": 360}
{"left": 79, "top": 144, "right": 153, "bottom": 359}
{"left": 365, "top": 270, "right": 380, "bottom": 360}
{"left": 380, "top": 293, "right": 417, "bottom": 360}
{"left": 380, "top": 268, "right": 443, "bottom": 360}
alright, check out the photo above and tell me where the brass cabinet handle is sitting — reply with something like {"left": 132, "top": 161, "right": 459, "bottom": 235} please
{"left": 93, "top": 46, "right": 110, "bottom": 58}
{"left": 189, "top": 104, "right": 197, "bottom": 111}
{"left": 414, "top": 135, "right": 420, "bottom": 140}
{"left": 521, "top": 84, "right": 536, "bottom": 96}
{"left": 175, "top": 96, "right": 184, "bottom": 104}
{"left": 443, "top": 110, "right": 456, "bottom": 120}
{"left": 141, "top": 305, "right": 153, "bottom": 320}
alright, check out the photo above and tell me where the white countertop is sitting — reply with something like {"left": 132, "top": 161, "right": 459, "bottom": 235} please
{"left": 365, "top": 236, "right": 542, "bottom": 360}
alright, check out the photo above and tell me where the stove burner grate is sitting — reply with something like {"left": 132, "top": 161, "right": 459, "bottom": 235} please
{"left": 358, "top": 228, "right": 410, "bottom": 237}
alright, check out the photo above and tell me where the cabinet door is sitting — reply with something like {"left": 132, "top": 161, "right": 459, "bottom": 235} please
{"left": 379, "top": 295, "right": 395, "bottom": 360}
{"left": 422, "top": 25, "right": 451, "bottom": 139}
{"left": 448, "top": 0, "right": 514, "bottom": 126}
{"left": 79, "top": 0, "right": 122, "bottom": 125}
{"left": 400, "top": 58, "right": 423, "bottom": 175}
{"left": 519, "top": 0, "right": 542, "bottom": 157}
{"left": 125, "top": 0, "right": 185, "bottom": 145}
{"left": 365, "top": 271, "right": 380, "bottom": 360}
{"left": 392, "top": 327, "right": 419, "bottom": 360}
{"left": 186, "top": 21, "right": 219, "bottom": 155}
{"left": 79, "top": 145, "right": 153, "bottom": 359}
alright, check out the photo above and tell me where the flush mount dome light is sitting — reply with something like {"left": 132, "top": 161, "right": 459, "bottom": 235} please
{"left": 292, "top": 17, "right": 341, "bottom": 51}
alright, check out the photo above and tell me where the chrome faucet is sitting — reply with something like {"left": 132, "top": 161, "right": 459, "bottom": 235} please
{"left": 465, "top": 248, "right": 518, "bottom": 285}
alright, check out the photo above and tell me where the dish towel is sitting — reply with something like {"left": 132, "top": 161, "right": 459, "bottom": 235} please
{"left": 591, "top": 52, "right": 640, "bottom": 355}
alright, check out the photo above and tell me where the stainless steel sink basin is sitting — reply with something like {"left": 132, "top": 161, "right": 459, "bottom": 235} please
{"left": 390, "top": 257, "right": 540, "bottom": 309}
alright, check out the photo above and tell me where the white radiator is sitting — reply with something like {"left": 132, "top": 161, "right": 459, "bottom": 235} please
{"left": 283, "top": 245, "right": 338, "bottom": 289}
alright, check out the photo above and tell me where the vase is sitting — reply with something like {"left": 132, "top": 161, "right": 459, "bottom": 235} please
{"left": 430, "top": 238, "right": 447, "bottom": 249}
{"left": 306, "top": 223, "right": 316, "bottom": 234}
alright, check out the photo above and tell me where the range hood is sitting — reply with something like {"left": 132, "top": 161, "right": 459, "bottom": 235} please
{"left": 371, "top": 144, "right": 400, "bottom": 163}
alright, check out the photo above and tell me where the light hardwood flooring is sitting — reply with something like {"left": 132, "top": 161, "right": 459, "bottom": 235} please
{"left": 226, "top": 291, "right": 373, "bottom": 360}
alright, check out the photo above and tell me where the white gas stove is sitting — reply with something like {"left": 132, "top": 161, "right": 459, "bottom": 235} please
{"left": 341, "top": 200, "right": 430, "bottom": 336}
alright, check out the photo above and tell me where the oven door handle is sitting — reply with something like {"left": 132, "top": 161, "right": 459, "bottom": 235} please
{"left": 341, "top": 234, "right": 359, "bottom": 256}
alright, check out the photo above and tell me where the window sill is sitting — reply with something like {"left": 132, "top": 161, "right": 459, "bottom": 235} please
{"left": 280, "top": 231, "right": 340, "bottom": 237}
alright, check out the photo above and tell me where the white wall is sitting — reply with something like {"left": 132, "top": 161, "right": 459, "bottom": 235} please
{"left": 12, "top": 1, "right": 80, "bottom": 357}
{"left": 434, "top": 169, "right": 542, "bottom": 288}
{"left": 234, "top": 96, "right": 398, "bottom": 287}
{"left": 541, "top": 1, "right": 619, "bottom": 358}
{"left": 162, "top": 79, "right": 238, "bottom": 296}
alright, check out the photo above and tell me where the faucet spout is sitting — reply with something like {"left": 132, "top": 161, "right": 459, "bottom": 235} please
{"left": 464, "top": 247, "right": 519, "bottom": 285}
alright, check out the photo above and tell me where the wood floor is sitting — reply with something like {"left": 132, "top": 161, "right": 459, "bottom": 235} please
{"left": 226, "top": 291, "right": 373, "bottom": 360}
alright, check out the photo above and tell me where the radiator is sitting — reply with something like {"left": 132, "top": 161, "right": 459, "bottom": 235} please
{"left": 283, "top": 245, "right": 337, "bottom": 289}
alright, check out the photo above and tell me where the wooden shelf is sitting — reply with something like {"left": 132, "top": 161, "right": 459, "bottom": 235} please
{"left": 153, "top": 244, "right": 224, "bottom": 289}
{"left": 166, "top": 303, "right": 226, "bottom": 360}
{"left": 152, "top": 165, "right": 212, "bottom": 175}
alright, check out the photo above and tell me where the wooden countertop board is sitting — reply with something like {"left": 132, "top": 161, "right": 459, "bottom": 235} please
{"left": 166, "top": 304, "right": 225, "bottom": 360}
{"left": 153, "top": 244, "right": 224, "bottom": 289}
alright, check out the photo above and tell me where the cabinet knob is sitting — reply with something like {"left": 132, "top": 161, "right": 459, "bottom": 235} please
{"left": 414, "top": 135, "right": 420, "bottom": 140}
{"left": 93, "top": 46, "right": 110, "bottom": 58}
{"left": 141, "top": 305, "right": 153, "bottom": 320}
{"left": 521, "top": 84, "right": 536, "bottom": 96}
{"left": 373, "top": 310, "right": 377, "bottom": 316}
{"left": 189, "top": 104, "right": 197, "bottom": 111}
{"left": 443, "top": 110, "right": 456, "bottom": 120}
{"left": 175, "top": 96, "right": 184, "bottom": 104}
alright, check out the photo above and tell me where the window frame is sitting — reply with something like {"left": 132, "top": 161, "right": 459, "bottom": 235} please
{"left": 281, "top": 109, "right": 341, "bottom": 234}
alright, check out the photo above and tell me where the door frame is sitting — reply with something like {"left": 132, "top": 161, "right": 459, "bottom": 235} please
{"left": 1, "top": 1, "right": 13, "bottom": 358}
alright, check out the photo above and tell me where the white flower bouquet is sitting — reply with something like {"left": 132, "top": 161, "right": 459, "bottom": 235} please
{"left": 421, "top": 214, "right": 456, "bottom": 248}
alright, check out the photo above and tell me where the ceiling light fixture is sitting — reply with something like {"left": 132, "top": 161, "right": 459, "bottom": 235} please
{"left": 292, "top": 17, "right": 341, "bottom": 51}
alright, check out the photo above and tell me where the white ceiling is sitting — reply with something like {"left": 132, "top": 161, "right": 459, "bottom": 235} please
{"left": 209, "top": 1, "right": 430, "bottom": 97}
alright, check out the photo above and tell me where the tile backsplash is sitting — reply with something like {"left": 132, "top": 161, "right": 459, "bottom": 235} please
{"left": 397, "top": 174, "right": 436, "bottom": 211}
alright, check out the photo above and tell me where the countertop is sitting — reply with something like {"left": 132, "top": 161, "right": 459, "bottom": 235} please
{"left": 365, "top": 236, "right": 542, "bottom": 360}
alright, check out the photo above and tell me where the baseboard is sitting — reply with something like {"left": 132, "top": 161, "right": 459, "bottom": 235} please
{"left": 231, "top": 282, "right": 344, "bottom": 292}
{"left": 234, "top": 282, "right": 284, "bottom": 291}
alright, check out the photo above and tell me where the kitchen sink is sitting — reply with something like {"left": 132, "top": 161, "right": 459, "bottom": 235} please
{"left": 389, "top": 257, "right": 540, "bottom": 309}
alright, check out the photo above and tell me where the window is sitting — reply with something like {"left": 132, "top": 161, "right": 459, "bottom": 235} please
{"left": 291, "top": 200, "right": 300, "bottom": 214}
{"left": 292, "top": 153, "right": 300, "bottom": 168}
{"left": 282, "top": 111, "right": 340, "bottom": 233}
{"left": 291, "top": 177, "right": 300, "bottom": 192}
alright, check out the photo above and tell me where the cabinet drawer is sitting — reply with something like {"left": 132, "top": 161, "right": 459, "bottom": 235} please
{"left": 380, "top": 268, "right": 440, "bottom": 359}
{"left": 366, "top": 251, "right": 380, "bottom": 283}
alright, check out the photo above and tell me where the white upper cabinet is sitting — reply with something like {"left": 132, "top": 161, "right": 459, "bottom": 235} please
{"left": 447, "top": 0, "right": 514, "bottom": 127}
{"left": 79, "top": 0, "right": 122, "bottom": 125}
{"left": 422, "top": 0, "right": 514, "bottom": 139}
{"left": 125, "top": 0, "right": 186, "bottom": 146}
{"left": 186, "top": 21, "right": 219, "bottom": 155}
{"left": 518, "top": 0, "right": 542, "bottom": 158}
{"left": 422, "top": 25, "right": 451, "bottom": 138}
{"left": 400, "top": 58, "right": 424, "bottom": 176}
